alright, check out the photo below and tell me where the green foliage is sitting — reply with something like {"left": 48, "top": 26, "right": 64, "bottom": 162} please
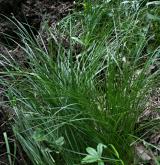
{"left": 81, "top": 143, "right": 124, "bottom": 165}
{"left": 81, "top": 143, "right": 107, "bottom": 165}
{"left": 3, "top": 132, "right": 17, "bottom": 165}
{"left": 0, "top": 0, "right": 160, "bottom": 164}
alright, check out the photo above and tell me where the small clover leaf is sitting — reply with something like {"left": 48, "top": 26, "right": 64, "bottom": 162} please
{"left": 81, "top": 143, "right": 106, "bottom": 164}
{"left": 97, "top": 143, "right": 107, "bottom": 157}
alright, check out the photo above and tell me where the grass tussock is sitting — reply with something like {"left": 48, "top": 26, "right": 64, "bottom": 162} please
{"left": 0, "top": 0, "right": 160, "bottom": 164}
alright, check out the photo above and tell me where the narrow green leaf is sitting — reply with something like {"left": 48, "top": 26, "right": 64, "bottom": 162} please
{"left": 109, "top": 144, "right": 120, "bottom": 158}
{"left": 3, "top": 132, "right": 12, "bottom": 165}
{"left": 146, "top": 1, "right": 160, "bottom": 6}
{"left": 71, "top": 36, "right": 85, "bottom": 45}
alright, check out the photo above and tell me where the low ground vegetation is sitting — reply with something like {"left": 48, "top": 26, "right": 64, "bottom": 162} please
{"left": 0, "top": 0, "right": 160, "bottom": 164}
